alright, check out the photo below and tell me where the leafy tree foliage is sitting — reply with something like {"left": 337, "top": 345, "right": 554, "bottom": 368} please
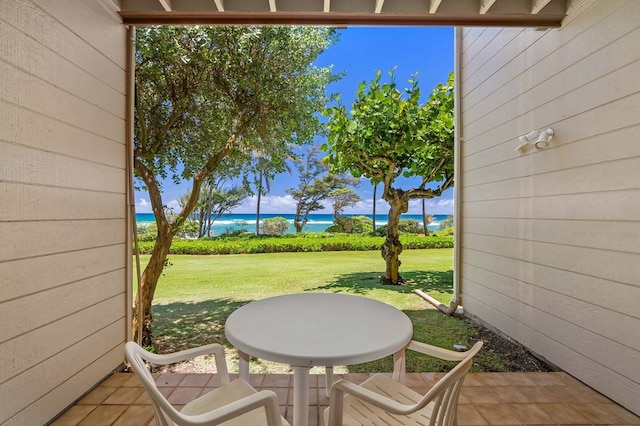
{"left": 251, "top": 150, "right": 291, "bottom": 235}
{"left": 326, "top": 215, "right": 373, "bottom": 234}
{"left": 180, "top": 180, "right": 250, "bottom": 238}
{"left": 133, "top": 26, "right": 338, "bottom": 343}
{"left": 286, "top": 146, "right": 358, "bottom": 232}
{"left": 261, "top": 217, "right": 291, "bottom": 235}
{"left": 328, "top": 187, "right": 361, "bottom": 219}
{"left": 324, "top": 70, "right": 454, "bottom": 284}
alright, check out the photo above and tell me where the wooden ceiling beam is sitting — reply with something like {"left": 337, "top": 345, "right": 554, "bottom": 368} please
{"left": 429, "top": 0, "right": 443, "bottom": 14}
{"left": 532, "top": 0, "right": 553, "bottom": 14}
{"left": 479, "top": 0, "right": 498, "bottom": 14}
{"left": 120, "top": 11, "right": 564, "bottom": 27}
{"left": 157, "top": 0, "right": 171, "bottom": 11}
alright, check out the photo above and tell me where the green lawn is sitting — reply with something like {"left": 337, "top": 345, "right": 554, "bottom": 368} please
{"left": 142, "top": 249, "right": 505, "bottom": 373}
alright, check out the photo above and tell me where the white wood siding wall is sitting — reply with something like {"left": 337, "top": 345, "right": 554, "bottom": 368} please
{"left": 0, "top": 0, "right": 128, "bottom": 424}
{"left": 459, "top": 0, "right": 640, "bottom": 415}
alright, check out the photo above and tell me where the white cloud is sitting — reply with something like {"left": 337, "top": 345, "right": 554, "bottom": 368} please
{"left": 341, "top": 197, "right": 454, "bottom": 215}
{"left": 135, "top": 198, "right": 183, "bottom": 214}
{"left": 135, "top": 198, "right": 153, "bottom": 213}
{"left": 232, "top": 195, "right": 305, "bottom": 214}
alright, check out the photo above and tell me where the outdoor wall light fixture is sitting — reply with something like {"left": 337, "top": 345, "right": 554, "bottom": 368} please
{"left": 516, "top": 128, "right": 554, "bottom": 154}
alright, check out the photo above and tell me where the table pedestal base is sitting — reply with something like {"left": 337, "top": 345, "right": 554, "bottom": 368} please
{"left": 292, "top": 366, "right": 310, "bottom": 426}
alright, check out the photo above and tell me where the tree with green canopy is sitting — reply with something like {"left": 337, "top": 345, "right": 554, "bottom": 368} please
{"left": 328, "top": 187, "right": 361, "bottom": 219}
{"left": 286, "top": 146, "right": 358, "bottom": 232}
{"left": 134, "top": 26, "right": 339, "bottom": 344}
{"left": 179, "top": 179, "right": 250, "bottom": 238}
{"left": 323, "top": 70, "right": 454, "bottom": 285}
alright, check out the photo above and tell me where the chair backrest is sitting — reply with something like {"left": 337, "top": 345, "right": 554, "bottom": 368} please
{"left": 124, "top": 342, "right": 181, "bottom": 426}
{"left": 417, "top": 341, "right": 483, "bottom": 426}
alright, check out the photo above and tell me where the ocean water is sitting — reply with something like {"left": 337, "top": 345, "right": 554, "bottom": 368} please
{"left": 136, "top": 212, "right": 449, "bottom": 235}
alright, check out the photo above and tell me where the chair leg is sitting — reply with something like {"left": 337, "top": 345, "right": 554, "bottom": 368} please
{"left": 325, "top": 366, "right": 334, "bottom": 398}
{"left": 238, "top": 350, "right": 250, "bottom": 381}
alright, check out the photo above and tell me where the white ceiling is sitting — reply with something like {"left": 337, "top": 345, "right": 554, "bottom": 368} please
{"left": 115, "top": 0, "right": 575, "bottom": 27}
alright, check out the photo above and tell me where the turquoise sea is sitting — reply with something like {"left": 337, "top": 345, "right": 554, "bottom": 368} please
{"left": 136, "top": 212, "right": 449, "bottom": 235}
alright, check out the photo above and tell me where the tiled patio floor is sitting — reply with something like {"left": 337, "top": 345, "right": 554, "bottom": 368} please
{"left": 51, "top": 372, "right": 640, "bottom": 426}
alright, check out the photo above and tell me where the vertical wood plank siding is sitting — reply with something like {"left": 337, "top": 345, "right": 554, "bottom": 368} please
{"left": 0, "top": 0, "right": 128, "bottom": 424}
{"left": 459, "top": 0, "right": 640, "bottom": 415}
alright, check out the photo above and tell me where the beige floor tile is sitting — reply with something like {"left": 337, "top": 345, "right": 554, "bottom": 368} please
{"left": 474, "top": 404, "right": 523, "bottom": 425}
{"left": 462, "top": 387, "right": 500, "bottom": 404}
{"left": 504, "top": 373, "right": 538, "bottom": 386}
{"left": 101, "top": 373, "right": 133, "bottom": 388}
{"left": 341, "top": 373, "right": 371, "bottom": 384}
{"left": 489, "top": 387, "right": 531, "bottom": 404}
{"left": 78, "top": 387, "right": 119, "bottom": 405}
{"left": 179, "top": 373, "right": 212, "bottom": 387}
{"left": 308, "top": 374, "right": 321, "bottom": 387}
{"left": 548, "top": 385, "right": 608, "bottom": 403}
{"left": 523, "top": 372, "right": 566, "bottom": 386}
{"left": 205, "top": 373, "right": 224, "bottom": 388}
{"left": 423, "top": 372, "right": 447, "bottom": 387}
{"left": 317, "top": 388, "right": 330, "bottom": 407}
{"left": 403, "top": 373, "right": 428, "bottom": 388}
{"left": 155, "top": 373, "right": 186, "bottom": 387}
{"left": 288, "top": 387, "right": 320, "bottom": 405}
{"left": 121, "top": 374, "right": 144, "bottom": 387}
{"left": 552, "top": 372, "right": 583, "bottom": 386}
{"left": 459, "top": 393, "right": 472, "bottom": 404}
{"left": 112, "top": 405, "right": 155, "bottom": 426}
{"left": 134, "top": 386, "right": 172, "bottom": 404}
{"left": 78, "top": 405, "right": 128, "bottom": 426}
{"left": 596, "top": 403, "right": 640, "bottom": 424}
{"left": 57, "top": 372, "right": 640, "bottom": 426}
{"left": 167, "top": 387, "right": 203, "bottom": 405}
{"left": 263, "top": 374, "right": 292, "bottom": 388}
{"left": 567, "top": 386, "right": 613, "bottom": 403}
{"left": 538, "top": 403, "right": 590, "bottom": 424}
{"left": 507, "top": 403, "right": 554, "bottom": 424}
{"left": 50, "top": 405, "right": 96, "bottom": 425}
{"left": 102, "top": 387, "right": 145, "bottom": 405}
{"left": 248, "top": 373, "right": 266, "bottom": 387}
{"left": 476, "top": 373, "right": 513, "bottom": 387}
{"left": 270, "top": 387, "right": 290, "bottom": 405}
{"left": 569, "top": 403, "right": 624, "bottom": 424}
{"left": 457, "top": 404, "right": 489, "bottom": 425}
{"left": 307, "top": 406, "right": 319, "bottom": 426}
{"left": 285, "top": 406, "right": 293, "bottom": 425}
{"left": 516, "top": 386, "right": 561, "bottom": 403}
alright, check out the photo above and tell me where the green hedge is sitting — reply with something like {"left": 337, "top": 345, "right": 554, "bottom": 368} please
{"left": 136, "top": 233, "right": 453, "bottom": 255}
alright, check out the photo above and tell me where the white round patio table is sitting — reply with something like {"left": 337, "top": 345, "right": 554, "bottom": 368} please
{"left": 224, "top": 293, "right": 413, "bottom": 426}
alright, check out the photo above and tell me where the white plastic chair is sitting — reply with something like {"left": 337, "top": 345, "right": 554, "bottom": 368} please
{"left": 324, "top": 341, "right": 483, "bottom": 426}
{"left": 125, "top": 341, "right": 290, "bottom": 426}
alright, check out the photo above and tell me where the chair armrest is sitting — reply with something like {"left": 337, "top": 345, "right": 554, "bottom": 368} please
{"left": 140, "top": 343, "right": 224, "bottom": 364}
{"left": 406, "top": 340, "right": 469, "bottom": 361}
{"left": 330, "top": 379, "right": 418, "bottom": 416}
{"left": 185, "top": 390, "right": 282, "bottom": 426}
{"left": 139, "top": 343, "right": 230, "bottom": 383}
{"left": 392, "top": 340, "right": 483, "bottom": 382}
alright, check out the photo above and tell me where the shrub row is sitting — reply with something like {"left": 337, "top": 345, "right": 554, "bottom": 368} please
{"left": 136, "top": 233, "right": 454, "bottom": 255}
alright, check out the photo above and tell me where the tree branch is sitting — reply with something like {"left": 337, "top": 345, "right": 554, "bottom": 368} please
{"left": 134, "top": 160, "right": 170, "bottom": 233}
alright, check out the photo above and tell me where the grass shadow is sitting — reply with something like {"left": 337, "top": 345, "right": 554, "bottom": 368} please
{"left": 307, "top": 269, "right": 454, "bottom": 296}
{"left": 152, "top": 297, "right": 250, "bottom": 353}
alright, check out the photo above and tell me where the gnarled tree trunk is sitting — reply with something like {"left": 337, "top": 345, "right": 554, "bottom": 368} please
{"left": 380, "top": 188, "right": 409, "bottom": 285}
{"left": 132, "top": 226, "right": 175, "bottom": 346}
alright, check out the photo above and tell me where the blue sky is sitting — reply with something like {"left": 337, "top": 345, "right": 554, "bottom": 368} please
{"left": 135, "top": 26, "right": 454, "bottom": 216}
